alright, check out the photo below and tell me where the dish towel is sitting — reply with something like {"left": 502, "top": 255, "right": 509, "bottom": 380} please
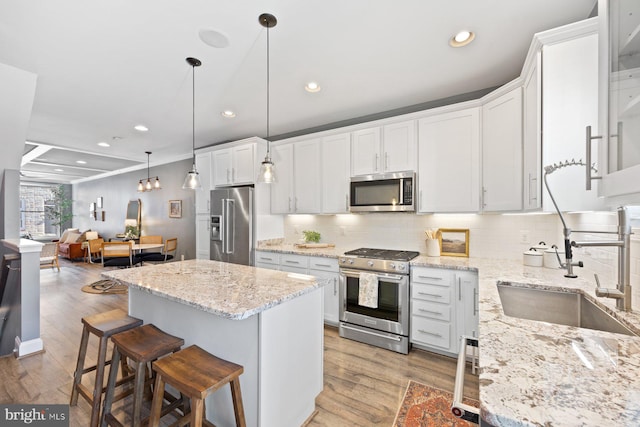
{"left": 358, "top": 272, "right": 379, "bottom": 308}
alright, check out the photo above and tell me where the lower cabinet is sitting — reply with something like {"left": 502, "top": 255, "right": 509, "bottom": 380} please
{"left": 255, "top": 251, "right": 339, "bottom": 325}
{"left": 410, "top": 266, "right": 478, "bottom": 356}
{"left": 195, "top": 214, "right": 210, "bottom": 260}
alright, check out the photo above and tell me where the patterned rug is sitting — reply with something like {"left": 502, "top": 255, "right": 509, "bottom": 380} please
{"left": 393, "top": 381, "right": 479, "bottom": 427}
{"left": 81, "top": 279, "right": 128, "bottom": 294}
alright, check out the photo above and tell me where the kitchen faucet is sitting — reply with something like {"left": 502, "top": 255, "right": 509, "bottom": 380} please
{"left": 543, "top": 160, "right": 632, "bottom": 311}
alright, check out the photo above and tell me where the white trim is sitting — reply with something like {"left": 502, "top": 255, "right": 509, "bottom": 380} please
{"left": 14, "top": 337, "right": 44, "bottom": 358}
{"left": 2, "top": 239, "right": 44, "bottom": 254}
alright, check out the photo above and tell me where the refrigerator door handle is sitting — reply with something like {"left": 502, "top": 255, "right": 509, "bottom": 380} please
{"left": 220, "top": 200, "right": 226, "bottom": 253}
{"left": 225, "top": 199, "right": 235, "bottom": 254}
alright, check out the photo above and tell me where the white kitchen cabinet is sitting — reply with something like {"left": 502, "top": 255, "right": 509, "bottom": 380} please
{"left": 542, "top": 27, "right": 605, "bottom": 211}
{"left": 212, "top": 144, "right": 256, "bottom": 187}
{"left": 351, "top": 121, "right": 416, "bottom": 176}
{"left": 271, "top": 140, "right": 322, "bottom": 214}
{"left": 255, "top": 250, "right": 279, "bottom": 270}
{"left": 279, "top": 253, "right": 309, "bottom": 274}
{"left": 597, "top": 1, "right": 640, "bottom": 203}
{"left": 410, "top": 266, "right": 478, "bottom": 356}
{"left": 322, "top": 133, "right": 351, "bottom": 214}
{"left": 482, "top": 86, "right": 523, "bottom": 212}
{"left": 417, "top": 107, "right": 481, "bottom": 213}
{"left": 195, "top": 214, "right": 210, "bottom": 260}
{"left": 194, "top": 151, "right": 212, "bottom": 215}
{"left": 522, "top": 51, "right": 542, "bottom": 211}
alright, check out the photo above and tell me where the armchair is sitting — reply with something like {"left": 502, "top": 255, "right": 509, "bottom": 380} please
{"left": 40, "top": 242, "right": 60, "bottom": 271}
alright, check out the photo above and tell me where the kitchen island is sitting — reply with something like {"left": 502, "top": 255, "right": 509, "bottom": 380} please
{"left": 102, "top": 259, "right": 325, "bottom": 427}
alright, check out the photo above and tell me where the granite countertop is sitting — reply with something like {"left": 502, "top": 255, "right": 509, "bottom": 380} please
{"left": 256, "top": 242, "right": 345, "bottom": 258}
{"left": 412, "top": 255, "right": 640, "bottom": 426}
{"left": 101, "top": 259, "right": 322, "bottom": 320}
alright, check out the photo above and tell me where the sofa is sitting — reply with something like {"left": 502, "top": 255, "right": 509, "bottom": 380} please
{"left": 56, "top": 229, "right": 97, "bottom": 261}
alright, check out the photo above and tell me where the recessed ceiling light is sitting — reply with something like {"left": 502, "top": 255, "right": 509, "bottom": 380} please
{"left": 134, "top": 124, "right": 149, "bottom": 132}
{"left": 76, "top": 160, "right": 87, "bottom": 164}
{"left": 221, "top": 110, "right": 236, "bottom": 118}
{"left": 98, "top": 141, "right": 110, "bottom": 147}
{"left": 305, "top": 81, "right": 321, "bottom": 93}
{"left": 54, "top": 168, "right": 64, "bottom": 172}
{"left": 450, "top": 30, "right": 475, "bottom": 47}
{"left": 199, "top": 29, "right": 230, "bottom": 48}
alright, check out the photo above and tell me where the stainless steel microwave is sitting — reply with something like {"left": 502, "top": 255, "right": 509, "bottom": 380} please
{"left": 349, "top": 171, "right": 415, "bottom": 212}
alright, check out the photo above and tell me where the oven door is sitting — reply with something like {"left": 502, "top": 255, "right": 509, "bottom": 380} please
{"left": 339, "top": 268, "right": 409, "bottom": 336}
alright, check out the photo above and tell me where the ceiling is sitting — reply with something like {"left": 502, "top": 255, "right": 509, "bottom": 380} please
{"left": 1, "top": 0, "right": 596, "bottom": 184}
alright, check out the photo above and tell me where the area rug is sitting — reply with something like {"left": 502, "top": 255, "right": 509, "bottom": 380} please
{"left": 81, "top": 279, "right": 128, "bottom": 294}
{"left": 393, "top": 381, "right": 479, "bottom": 427}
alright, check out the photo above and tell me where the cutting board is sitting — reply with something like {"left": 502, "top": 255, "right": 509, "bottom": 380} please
{"left": 293, "top": 243, "right": 336, "bottom": 249}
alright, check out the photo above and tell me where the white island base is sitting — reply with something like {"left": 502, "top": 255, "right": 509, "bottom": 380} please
{"left": 129, "top": 286, "right": 324, "bottom": 427}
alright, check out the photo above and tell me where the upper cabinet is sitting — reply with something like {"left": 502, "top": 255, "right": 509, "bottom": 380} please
{"left": 212, "top": 144, "right": 256, "bottom": 187}
{"left": 418, "top": 107, "right": 481, "bottom": 213}
{"left": 351, "top": 121, "right": 416, "bottom": 176}
{"left": 322, "top": 133, "right": 351, "bottom": 214}
{"left": 597, "top": 0, "right": 640, "bottom": 202}
{"left": 481, "top": 86, "right": 523, "bottom": 212}
{"left": 194, "top": 151, "right": 212, "bottom": 215}
{"left": 522, "top": 51, "right": 542, "bottom": 211}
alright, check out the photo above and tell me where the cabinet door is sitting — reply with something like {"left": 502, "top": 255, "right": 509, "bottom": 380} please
{"left": 418, "top": 107, "right": 480, "bottom": 213}
{"left": 195, "top": 152, "right": 212, "bottom": 214}
{"left": 195, "top": 214, "right": 210, "bottom": 260}
{"left": 255, "top": 251, "right": 279, "bottom": 268}
{"left": 270, "top": 144, "right": 294, "bottom": 214}
{"left": 542, "top": 33, "right": 605, "bottom": 211}
{"left": 322, "top": 133, "right": 351, "bottom": 214}
{"left": 482, "top": 87, "right": 523, "bottom": 211}
{"left": 293, "top": 139, "right": 322, "bottom": 213}
{"left": 455, "top": 271, "right": 479, "bottom": 341}
{"left": 232, "top": 144, "right": 255, "bottom": 185}
{"left": 351, "top": 127, "right": 381, "bottom": 176}
{"left": 382, "top": 120, "right": 417, "bottom": 172}
{"left": 212, "top": 149, "right": 232, "bottom": 187}
{"left": 523, "top": 51, "right": 542, "bottom": 210}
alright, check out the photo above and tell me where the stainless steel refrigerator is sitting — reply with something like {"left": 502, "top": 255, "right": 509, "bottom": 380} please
{"left": 210, "top": 186, "right": 254, "bottom": 266}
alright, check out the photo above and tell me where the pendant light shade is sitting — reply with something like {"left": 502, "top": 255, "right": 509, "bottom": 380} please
{"left": 137, "top": 151, "right": 161, "bottom": 192}
{"left": 257, "top": 13, "right": 278, "bottom": 184}
{"left": 183, "top": 57, "right": 203, "bottom": 190}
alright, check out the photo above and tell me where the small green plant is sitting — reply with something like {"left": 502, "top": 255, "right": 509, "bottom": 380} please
{"left": 302, "top": 230, "right": 321, "bottom": 243}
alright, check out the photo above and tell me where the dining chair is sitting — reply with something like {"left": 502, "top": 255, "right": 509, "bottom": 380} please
{"left": 139, "top": 235, "right": 163, "bottom": 245}
{"left": 40, "top": 242, "right": 60, "bottom": 271}
{"left": 101, "top": 241, "right": 140, "bottom": 268}
{"left": 140, "top": 238, "right": 177, "bottom": 263}
{"left": 87, "top": 237, "right": 104, "bottom": 264}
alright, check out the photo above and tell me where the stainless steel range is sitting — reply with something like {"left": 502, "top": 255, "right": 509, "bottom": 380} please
{"left": 339, "top": 248, "right": 419, "bottom": 354}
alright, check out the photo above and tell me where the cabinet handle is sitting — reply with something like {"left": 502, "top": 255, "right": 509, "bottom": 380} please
{"left": 418, "top": 308, "right": 442, "bottom": 315}
{"left": 315, "top": 263, "right": 332, "bottom": 268}
{"left": 261, "top": 257, "right": 274, "bottom": 261}
{"left": 418, "top": 292, "right": 441, "bottom": 298}
{"left": 385, "top": 152, "right": 389, "bottom": 170}
{"left": 288, "top": 197, "right": 292, "bottom": 212}
{"left": 285, "top": 260, "right": 300, "bottom": 264}
{"left": 418, "top": 275, "right": 442, "bottom": 280}
{"left": 375, "top": 153, "right": 379, "bottom": 172}
{"left": 458, "top": 276, "right": 461, "bottom": 301}
{"left": 333, "top": 277, "right": 337, "bottom": 296}
{"left": 418, "top": 329, "right": 442, "bottom": 338}
{"left": 294, "top": 197, "right": 298, "bottom": 212}
{"left": 482, "top": 187, "right": 487, "bottom": 208}
{"left": 585, "top": 125, "right": 602, "bottom": 191}
{"left": 227, "top": 169, "right": 230, "bottom": 183}
{"left": 232, "top": 168, "right": 235, "bottom": 182}
{"left": 473, "top": 288, "right": 478, "bottom": 316}
{"left": 345, "top": 194, "right": 349, "bottom": 211}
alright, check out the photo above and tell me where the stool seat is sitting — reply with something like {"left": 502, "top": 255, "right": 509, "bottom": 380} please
{"left": 70, "top": 309, "right": 143, "bottom": 427}
{"left": 102, "top": 324, "right": 185, "bottom": 427}
{"left": 149, "top": 345, "right": 246, "bottom": 427}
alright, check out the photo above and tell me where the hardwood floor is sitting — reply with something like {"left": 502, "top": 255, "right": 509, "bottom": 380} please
{"left": 0, "top": 259, "right": 478, "bottom": 426}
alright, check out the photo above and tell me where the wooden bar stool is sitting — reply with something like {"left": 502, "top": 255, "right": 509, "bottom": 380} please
{"left": 70, "top": 309, "right": 143, "bottom": 427}
{"left": 148, "top": 345, "right": 246, "bottom": 427}
{"left": 101, "top": 324, "right": 185, "bottom": 427}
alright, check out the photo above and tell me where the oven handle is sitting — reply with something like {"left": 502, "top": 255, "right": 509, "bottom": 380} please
{"left": 340, "top": 324, "right": 402, "bottom": 342}
{"left": 339, "top": 268, "right": 404, "bottom": 282}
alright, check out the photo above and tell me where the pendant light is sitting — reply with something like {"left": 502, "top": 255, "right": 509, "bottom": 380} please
{"left": 137, "top": 151, "right": 161, "bottom": 192}
{"left": 257, "top": 13, "right": 277, "bottom": 184}
{"left": 183, "top": 57, "right": 203, "bottom": 190}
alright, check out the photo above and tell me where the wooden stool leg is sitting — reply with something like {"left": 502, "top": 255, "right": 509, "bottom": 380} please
{"left": 230, "top": 378, "right": 246, "bottom": 427}
{"left": 132, "top": 361, "right": 147, "bottom": 427}
{"left": 100, "top": 346, "right": 121, "bottom": 427}
{"left": 190, "top": 398, "right": 204, "bottom": 427}
{"left": 89, "top": 335, "right": 110, "bottom": 427}
{"left": 148, "top": 374, "right": 165, "bottom": 427}
{"left": 70, "top": 326, "right": 90, "bottom": 406}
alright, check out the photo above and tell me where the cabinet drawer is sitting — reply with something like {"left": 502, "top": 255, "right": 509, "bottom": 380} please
{"left": 308, "top": 257, "right": 338, "bottom": 272}
{"left": 255, "top": 262, "right": 278, "bottom": 271}
{"left": 412, "top": 267, "right": 452, "bottom": 285}
{"left": 280, "top": 253, "right": 309, "bottom": 269}
{"left": 279, "top": 265, "right": 308, "bottom": 275}
{"left": 411, "top": 282, "right": 451, "bottom": 304}
{"left": 412, "top": 300, "right": 451, "bottom": 321}
{"left": 255, "top": 251, "right": 279, "bottom": 265}
{"left": 411, "top": 316, "right": 451, "bottom": 350}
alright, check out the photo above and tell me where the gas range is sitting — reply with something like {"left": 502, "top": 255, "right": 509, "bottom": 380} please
{"left": 339, "top": 247, "right": 420, "bottom": 273}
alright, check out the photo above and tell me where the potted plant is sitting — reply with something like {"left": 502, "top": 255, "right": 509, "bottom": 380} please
{"left": 302, "top": 230, "right": 321, "bottom": 243}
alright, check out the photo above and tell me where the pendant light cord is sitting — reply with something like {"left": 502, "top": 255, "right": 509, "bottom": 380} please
{"left": 192, "top": 63, "right": 196, "bottom": 166}
{"left": 266, "top": 19, "right": 271, "bottom": 155}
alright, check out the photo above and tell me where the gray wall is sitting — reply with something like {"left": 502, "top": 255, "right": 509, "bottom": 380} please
{"left": 73, "top": 158, "right": 196, "bottom": 260}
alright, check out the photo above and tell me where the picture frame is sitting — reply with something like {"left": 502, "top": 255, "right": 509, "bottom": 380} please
{"left": 89, "top": 202, "right": 95, "bottom": 218}
{"left": 438, "top": 228, "right": 469, "bottom": 257}
{"left": 169, "top": 200, "right": 182, "bottom": 218}
{"left": 96, "top": 196, "right": 103, "bottom": 209}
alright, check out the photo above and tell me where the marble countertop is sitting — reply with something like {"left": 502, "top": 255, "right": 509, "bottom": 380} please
{"left": 412, "top": 255, "right": 640, "bottom": 427}
{"left": 101, "top": 259, "right": 322, "bottom": 320}
{"left": 256, "top": 242, "right": 346, "bottom": 258}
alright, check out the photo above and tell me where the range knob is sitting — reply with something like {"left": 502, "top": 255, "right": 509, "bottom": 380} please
{"left": 367, "top": 261, "right": 374, "bottom": 267}
{"left": 389, "top": 263, "right": 396, "bottom": 269}
{"left": 349, "top": 259, "right": 354, "bottom": 264}
{"left": 339, "top": 258, "right": 346, "bottom": 264}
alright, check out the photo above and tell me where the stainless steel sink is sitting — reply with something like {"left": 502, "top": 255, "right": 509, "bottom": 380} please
{"left": 497, "top": 283, "right": 635, "bottom": 336}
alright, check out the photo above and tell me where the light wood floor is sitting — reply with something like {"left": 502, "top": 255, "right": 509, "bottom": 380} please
{"left": 0, "top": 259, "right": 478, "bottom": 426}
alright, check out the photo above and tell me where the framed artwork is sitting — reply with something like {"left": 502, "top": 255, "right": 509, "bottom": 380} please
{"left": 96, "top": 196, "right": 103, "bottom": 209}
{"left": 89, "top": 202, "right": 95, "bottom": 218}
{"left": 169, "top": 200, "right": 182, "bottom": 218}
{"left": 438, "top": 228, "right": 469, "bottom": 257}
